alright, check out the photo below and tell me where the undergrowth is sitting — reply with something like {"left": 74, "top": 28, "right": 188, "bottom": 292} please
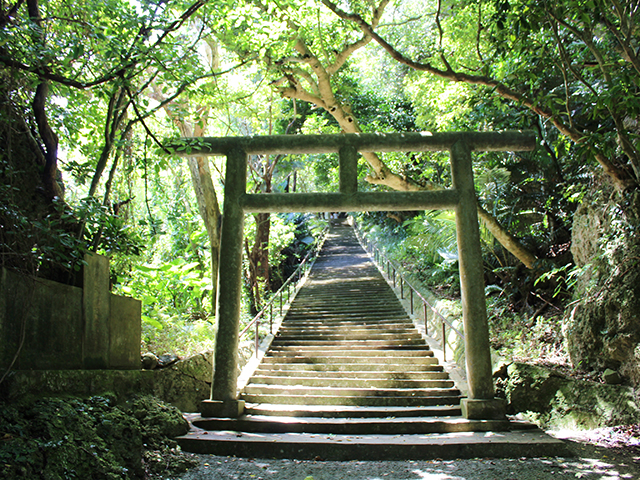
{"left": 0, "top": 395, "right": 197, "bottom": 479}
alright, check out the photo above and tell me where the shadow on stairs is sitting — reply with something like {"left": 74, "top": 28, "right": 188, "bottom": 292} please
{"left": 177, "top": 222, "right": 569, "bottom": 460}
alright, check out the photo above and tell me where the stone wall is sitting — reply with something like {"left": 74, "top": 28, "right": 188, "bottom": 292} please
{"left": 0, "top": 254, "right": 141, "bottom": 370}
{"left": 566, "top": 188, "right": 640, "bottom": 386}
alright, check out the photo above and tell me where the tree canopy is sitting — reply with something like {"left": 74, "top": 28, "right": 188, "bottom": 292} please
{"left": 1, "top": 0, "right": 639, "bottom": 370}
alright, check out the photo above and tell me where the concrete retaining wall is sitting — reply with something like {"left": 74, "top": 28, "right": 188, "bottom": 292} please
{"left": 0, "top": 254, "right": 141, "bottom": 370}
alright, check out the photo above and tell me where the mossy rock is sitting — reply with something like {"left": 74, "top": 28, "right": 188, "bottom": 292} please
{"left": 1, "top": 396, "right": 142, "bottom": 478}
{"left": 496, "top": 362, "right": 640, "bottom": 430}
{"left": 128, "top": 395, "right": 189, "bottom": 442}
{"left": 0, "top": 395, "right": 194, "bottom": 479}
{"left": 152, "top": 351, "right": 213, "bottom": 412}
{"left": 567, "top": 187, "right": 640, "bottom": 386}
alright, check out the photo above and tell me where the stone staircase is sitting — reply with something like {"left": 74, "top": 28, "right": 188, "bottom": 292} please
{"left": 177, "top": 223, "right": 567, "bottom": 459}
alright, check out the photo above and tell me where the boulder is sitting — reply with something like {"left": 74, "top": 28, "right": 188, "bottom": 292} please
{"left": 151, "top": 351, "right": 213, "bottom": 413}
{"left": 495, "top": 362, "right": 640, "bottom": 429}
{"left": 603, "top": 368, "right": 623, "bottom": 385}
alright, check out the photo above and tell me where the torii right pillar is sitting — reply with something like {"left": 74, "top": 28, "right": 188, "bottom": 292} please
{"left": 451, "top": 140, "right": 506, "bottom": 420}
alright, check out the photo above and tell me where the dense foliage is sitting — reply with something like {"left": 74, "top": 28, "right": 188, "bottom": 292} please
{"left": 0, "top": 395, "right": 194, "bottom": 479}
{"left": 1, "top": 0, "right": 639, "bottom": 372}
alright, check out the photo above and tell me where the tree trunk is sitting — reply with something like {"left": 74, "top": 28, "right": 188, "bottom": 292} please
{"left": 152, "top": 85, "right": 222, "bottom": 315}
{"left": 246, "top": 212, "right": 271, "bottom": 315}
{"left": 186, "top": 155, "right": 221, "bottom": 311}
{"left": 32, "top": 82, "right": 63, "bottom": 201}
{"left": 272, "top": 24, "right": 540, "bottom": 269}
{"left": 27, "top": 0, "right": 62, "bottom": 201}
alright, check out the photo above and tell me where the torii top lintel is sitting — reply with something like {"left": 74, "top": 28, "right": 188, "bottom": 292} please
{"left": 167, "top": 131, "right": 536, "bottom": 157}
{"left": 166, "top": 131, "right": 536, "bottom": 213}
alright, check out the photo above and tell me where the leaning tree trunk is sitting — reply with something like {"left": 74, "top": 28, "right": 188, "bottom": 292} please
{"left": 186, "top": 155, "right": 221, "bottom": 312}
{"left": 28, "top": 0, "right": 63, "bottom": 201}
{"left": 274, "top": 33, "right": 540, "bottom": 269}
{"left": 153, "top": 85, "right": 222, "bottom": 314}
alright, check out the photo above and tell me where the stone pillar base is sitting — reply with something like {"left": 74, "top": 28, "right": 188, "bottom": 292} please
{"left": 201, "top": 399, "right": 245, "bottom": 418}
{"left": 461, "top": 398, "right": 506, "bottom": 420}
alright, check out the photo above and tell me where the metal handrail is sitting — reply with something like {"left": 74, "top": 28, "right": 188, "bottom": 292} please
{"left": 239, "top": 226, "right": 329, "bottom": 356}
{"left": 353, "top": 222, "right": 464, "bottom": 361}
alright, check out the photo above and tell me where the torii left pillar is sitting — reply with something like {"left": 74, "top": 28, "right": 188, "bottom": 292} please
{"left": 201, "top": 148, "right": 247, "bottom": 418}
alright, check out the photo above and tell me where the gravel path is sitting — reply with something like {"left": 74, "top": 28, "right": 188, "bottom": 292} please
{"left": 172, "top": 432, "right": 640, "bottom": 480}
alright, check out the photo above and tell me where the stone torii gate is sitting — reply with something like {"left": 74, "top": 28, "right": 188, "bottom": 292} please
{"left": 169, "top": 131, "right": 535, "bottom": 420}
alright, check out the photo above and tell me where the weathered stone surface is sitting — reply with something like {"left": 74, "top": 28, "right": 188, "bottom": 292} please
{"left": 570, "top": 201, "right": 606, "bottom": 268}
{"left": 566, "top": 188, "right": 640, "bottom": 386}
{"left": 603, "top": 368, "right": 622, "bottom": 385}
{"left": 158, "top": 353, "right": 180, "bottom": 368}
{"left": 110, "top": 294, "right": 142, "bottom": 369}
{"left": 0, "top": 352, "right": 213, "bottom": 413}
{"left": 83, "top": 253, "right": 110, "bottom": 369}
{"left": 0, "top": 268, "right": 84, "bottom": 369}
{"left": 0, "top": 369, "right": 156, "bottom": 402}
{"left": 1, "top": 258, "right": 141, "bottom": 371}
{"left": 152, "top": 351, "right": 213, "bottom": 412}
{"left": 495, "top": 362, "right": 640, "bottom": 429}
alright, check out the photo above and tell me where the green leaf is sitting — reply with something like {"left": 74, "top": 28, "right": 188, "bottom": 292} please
{"left": 142, "top": 315, "right": 163, "bottom": 330}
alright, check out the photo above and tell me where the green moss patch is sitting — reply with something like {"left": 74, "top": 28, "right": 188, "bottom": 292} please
{"left": 0, "top": 395, "right": 196, "bottom": 479}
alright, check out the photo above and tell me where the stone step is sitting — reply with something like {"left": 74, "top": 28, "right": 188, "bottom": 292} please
{"left": 191, "top": 415, "right": 510, "bottom": 435}
{"left": 269, "top": 339, "right": 427, "bottom": 347}
{"left": 267, "top": 347, "right": 434, "bottom": 356}
{"left": 247, "top": 375, "right": 455, "bottom": 389}
{"left": 177, "top": 425, "right": 569, "bottom": 460}
{"left": 239, "top": 393, "right": 462, "bottom": 407}
{"left": 243, "top": 384, "right": 461, "bottom": 398}
{"left": 243, "top": 404, "right": 461, "bottom": 418}
{"left": 278, "top": 325, "right": 416, "bottom": 333}
{"left": 261, "top": 355, "right": 438, "bottom": 365}
{"left": 255, "top": 366, "right": 446, "bottom": 377}
{"left": 294, "top": 291, "right": 394, "bottom": 298}
{"left": 274, "top": 333, "right": 424, "bottom": 342}
{"left": 280, "top": 319, "right": 413, "bottom": 327}
{"left": 291, "top": 295, "right": 400, "bottom": 303}
{"left": 283, "top": 312, "right": 410, "bottom": 321}
{"left": 268, "top": 347, "right": 434, "bottom": 354}
{"left": 294, "top": 286, "right": 395, "bottom": 293}
{"left": 257, "top": 363, "right": 443, "bottom": 373}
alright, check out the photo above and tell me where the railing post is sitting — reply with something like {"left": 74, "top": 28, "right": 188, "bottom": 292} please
{"left": 442, "top": 321, "right": 446, "bottom": 362}
{"left": 423, "top": 301, "right": 428, "bottom": 335}
{"left": 410, "top": 289, "right": 414, "bottom": 315}
{"left": 450, "top": 140, "right": 505, "bottom": 420}
{"left": 400, "top": 278, "right": 404, "bottom": 299}
{"left": 255, "top": 319, "right": 259, "bottom": 357}
{"left": 270, "top": 303, "right": 273, "bottom": 334}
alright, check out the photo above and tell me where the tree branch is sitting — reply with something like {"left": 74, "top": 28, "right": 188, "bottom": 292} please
{"left": 322, "top": 0, "right": 637, "bottom": 192}
{"left": 0, "top": 0, "right": 25, "bottom": 28}
{"left": 327, "top": 0, "right": 388, "bottom": 76}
